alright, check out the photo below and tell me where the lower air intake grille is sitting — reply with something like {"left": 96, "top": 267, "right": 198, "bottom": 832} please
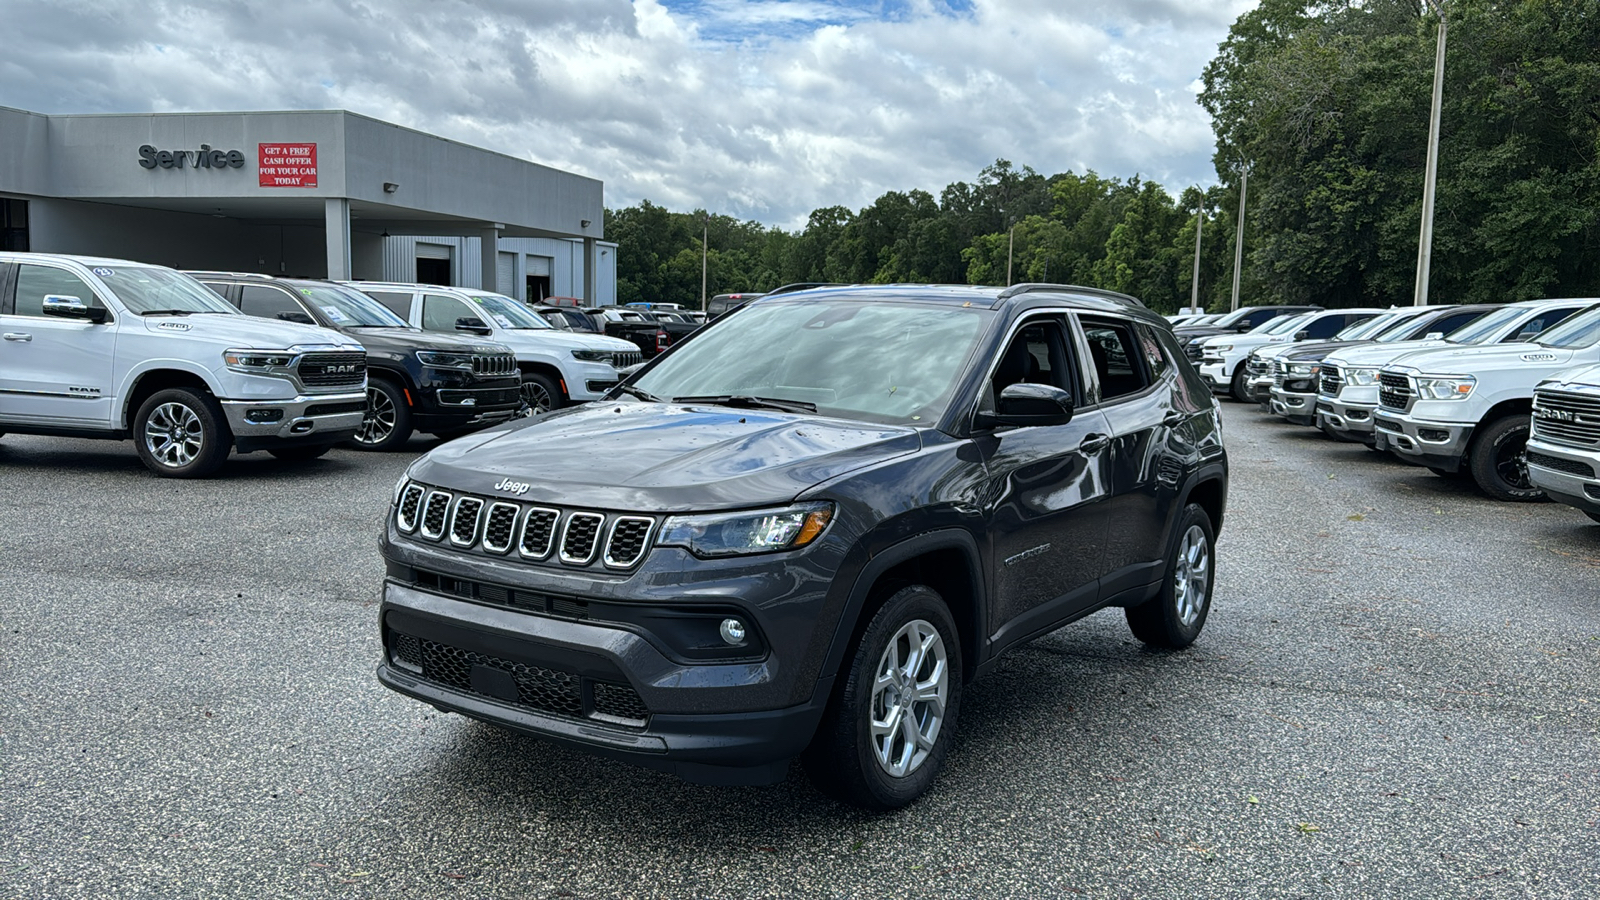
{"left": 1527, "top": 451, "right": 1596, "bottom": 478}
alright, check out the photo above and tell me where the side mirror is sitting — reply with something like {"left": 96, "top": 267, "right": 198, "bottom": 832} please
{"left": 276, "top": 311, "right": 316, "bottom": 325}
{"left": 1293, "top": 330, "right": 1309, "bottom": 341}
{"left": 456, "top": 316, "right": 493, "bottom": 336}
{"left": 977, "top": 383, "right": 1075, "bottom": 429}
{"left": 1424, "top": 331, "right": 1444, "bottom": 340}
{"left": 1236, "top": 323, "right": 1255, "bottom": 333}
{"left": 42, "top": 294, "right": 108, "bottom": 323}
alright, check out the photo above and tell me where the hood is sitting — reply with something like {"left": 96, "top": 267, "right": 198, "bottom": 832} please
{"left": 1280, "top": 339, "right": 1370, "bottom": 362}
{"left": 409, "top": 401, "right": 924, "bottom": 512}
{"left": 1324, "top": 338, "right": 1453, "bottom": 369}
{"left": 1540, "top": 364, "right": 1600, "bottom": 390}
{"left": 1387, "top": 342, "right": 1579, "bottom": 376}
{"left": 494, "top": 329, "right": 639, "bottom": 354}
{"left": 332, "top": 327, "right": 508, "bottom": 356}
{"left": 141, "top": 313, "right": 360, "bottom": 350}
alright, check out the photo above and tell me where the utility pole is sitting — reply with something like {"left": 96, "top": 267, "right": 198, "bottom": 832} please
{"left": 1006, "top": 222, "right": 1016, "bottom": 286}
{"left": 1414, "top": 0, "right": 1448, "bottom": 306}
{"left": 1190, "top": 195, "right": 1205, "bottom": 312}
{"left": 699, "top": 216, "right": 708, "bottom": 310}
{"left": 1230, "top": 165, "right": 1248, "bottom": 312}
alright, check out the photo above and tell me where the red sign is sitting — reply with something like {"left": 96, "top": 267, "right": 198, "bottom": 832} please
{"left": 258, "top": 143, "right": 318, "bottom": 188}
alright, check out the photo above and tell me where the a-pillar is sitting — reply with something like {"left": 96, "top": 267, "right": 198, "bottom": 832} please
{"left": 583, "top": 237, "right": 597, "bottom": 303}
{"left": 480, "top": 224, "right": 504, "bottom": 292}
{"left": 324, "top": 198, "right": 351, "bottom": 280}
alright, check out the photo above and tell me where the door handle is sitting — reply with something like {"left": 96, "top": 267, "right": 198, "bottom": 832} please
{"left": 1079, "top": 433, "right": 1110, "bottom": 453}
{"left": 2, "top": 332, "right": 32, "bottom": 342}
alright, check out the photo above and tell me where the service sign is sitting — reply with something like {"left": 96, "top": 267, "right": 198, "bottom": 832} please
{"left": 258, "top": 143, "right": 318, "bottom": 188}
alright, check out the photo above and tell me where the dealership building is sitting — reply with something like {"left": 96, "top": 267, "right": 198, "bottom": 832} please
{"left": 0, "top": 106, "right": 615, "bottom": 303}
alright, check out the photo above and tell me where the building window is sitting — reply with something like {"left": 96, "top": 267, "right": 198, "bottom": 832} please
{"left": 1, "top": 199, "right": 27, "bottom": 252}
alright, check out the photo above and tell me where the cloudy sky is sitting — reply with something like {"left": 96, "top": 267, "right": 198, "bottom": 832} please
{"left": 3, "top": 0, "right": 1254, "bottom": 229}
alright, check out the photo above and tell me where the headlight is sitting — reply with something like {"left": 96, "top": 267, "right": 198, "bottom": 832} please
{"left": 571, "top": 349, "right": 613, "bottom": 362}
{"left": 415, "top": 350, "right": 474, "bottom": 370}
{"left": 1211, "top": 344, "right": 1233, "bottom": 353}
{"left": 658, "top": 502, "right": 834, "bottom": 558}
{"left": 1287, "top": 363, "right": 1319, "bottom": 377}
{"left": 1415, "top": 375, "right": 1476, "bottom": 400}
{"left": 223, "top": 349, "right": 296, "bottom": 372}
{"left": 1344, "top": 367, "right": 1380, "bottom": 386}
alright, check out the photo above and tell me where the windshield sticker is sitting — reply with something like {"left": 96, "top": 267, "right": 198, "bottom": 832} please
{"left": 320, "top": 306, "right": 349, "bottom": 323}
{"left": 492, "top": 315, "right": 514, "bottom": 328}
{"left": 92, "top": 267, "right": 114, "bottom": 277}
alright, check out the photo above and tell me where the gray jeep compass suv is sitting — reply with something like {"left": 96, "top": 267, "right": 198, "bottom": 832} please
{"left": 377, "top": 283, "right": 1229, "bottom": 809}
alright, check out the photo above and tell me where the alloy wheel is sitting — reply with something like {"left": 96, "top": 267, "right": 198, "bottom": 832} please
{"left": 1494, "top": 438, "right": 1533, "bottom": 491}
{"left": 869, "top": 619, "right": 949, "bottom": 779}
{"left": 143, "top": 402, "right": 204, "bottom": 468}
{"left": 356, "top": 386, "right": 396, "bottom": 445}
{"left": 522, "top": 381, "right": 554, "bottom": 414}
{"left": 1173, "top": 524, "right": 1210, "bottom": 627}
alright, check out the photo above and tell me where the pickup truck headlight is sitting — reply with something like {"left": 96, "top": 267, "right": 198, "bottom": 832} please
{"left": 1211, "top": 344, "right": 1233, "bottom": 354}
{"left": 415, "top": 350, "right": 474, "bottom": 370}
{"left": 570, "top": 349, "right": 613, "bottom": 362}
{"left": 658, "top": 502, "right": 834, "bottom": 558}
{"left": 1287, "top": 363, "right": 1320, "bottom": 377}
{"left": 223, "top": 349, "right": 296, "bottom": 372}
{"left": 1414, "top": 375, "right": 1476, "bottom": 400}
{"left": 1344, "top": 367, "right": 1380, "bottom": 386}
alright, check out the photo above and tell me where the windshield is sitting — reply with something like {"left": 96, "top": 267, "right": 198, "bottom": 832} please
{"left": 296, "top": 284, "right": 408, "bottom": 327}
{"left": 1371, "top": 313, "right": 1430, "bottom": 341}
{"left": 1444, "top": 306, "right": 1523, "bottom": 345}
{"left": 1536, "top": 306, "right": 1600, "bottom": 349}
{"left": 468, "top": 294, "right": 552, "bottom": 329}
{"left": 1257, "top": 313, "right": 1311, "bottom": 336}
{"left": 95, "top": 266, "right": 238, "bottom": 315}
{"left": 632, "top": 299, "right": 991, "bottom": 426}
{"left": 1336, "top": 313, "right": 1398, "bottom": 341}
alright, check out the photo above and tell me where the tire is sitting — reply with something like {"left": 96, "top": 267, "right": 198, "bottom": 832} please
{"left": 1467, "top": 416, "right": 1544, "bottom": 502}
{"left": 804, "top": 585, "right": 963, "bottom": 811}
{"left": 268, "top": 444, "right": 333, "bottom": 461}
{"left": 1229, "top": 365, "right": 1251, "bottom": 403}
{"left": 521, "top": 372, "right": 565, "bottom": 414}
{"left": 133, "top": 387, "right": 231, "bottom": 478}
{"left": 349, "top": 377, "right": 413, "bottom": 451}
{"left": 1126, "top": 503, "right": 1214, "bottom": 649}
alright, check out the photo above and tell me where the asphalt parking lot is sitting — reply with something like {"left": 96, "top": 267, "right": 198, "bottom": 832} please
{"left": 3, "top": 404, "right": 1598, "bottom": 900}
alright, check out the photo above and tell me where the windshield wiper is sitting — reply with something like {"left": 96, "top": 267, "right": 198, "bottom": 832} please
{"left": 616, "top": 384, "right": 662, "bottom": 402}
{"left": 671, "top": 394, "right": 818, "bottom": 413}
{"left": 139, "top": 309, "right": 194, "bottom": 316}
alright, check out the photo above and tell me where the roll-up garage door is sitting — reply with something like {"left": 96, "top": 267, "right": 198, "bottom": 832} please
{"left": 498, "top": 251, "right": 515, "bottom": 296}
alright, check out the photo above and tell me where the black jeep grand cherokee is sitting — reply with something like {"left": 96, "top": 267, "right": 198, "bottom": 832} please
{"left": 378, "top": 284, "right": 1229, "bottom": 809}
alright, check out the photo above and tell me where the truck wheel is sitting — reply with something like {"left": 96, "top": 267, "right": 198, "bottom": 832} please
{"left": 351, "top": 377, "right": 413, "bottom": 451}
{"left": 521, "top": 372, "right": 564, "bottom": 414}
{"left": 268, "top": 444, "right": 333, "bottom": 461}
{"left": 1467, "top": 416, "right": 1544, "bottom": 502}
{"left": 1126, "top": 503, "right": 1214, "bottom": 649}
{"left": 134, "top": 388, "right": 230, "bottom": 478}
{"left": 804, "top": 585, "right": 962, "bottom": 811}
{"left": 1229, "top": 365, "right": 1251, "bottom": 403}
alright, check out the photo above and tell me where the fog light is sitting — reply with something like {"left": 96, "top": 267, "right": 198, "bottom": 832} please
{"left": 719, "top": 618, "right": 747, "bottom": 645}
{"left": 245, "top": 408, "right": 284, "bottom": 424}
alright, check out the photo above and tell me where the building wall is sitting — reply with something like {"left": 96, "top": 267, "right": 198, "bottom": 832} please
{"left": 378, "top": 235, "right": 616, "bottom": 303}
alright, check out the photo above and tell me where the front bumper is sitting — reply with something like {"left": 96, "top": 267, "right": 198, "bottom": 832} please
{"left": 1247, "top": 376, "right": 1273, "bottom": 404}
{"left": 220, "top": 390, "right": 366, "bottom": 449}
{"left": 1315, "top": 397, "right": 1378, "bottom": 441}
{"left": 1372, "top": 410, "right": 1475, "bottom": 471}
{"left": 1525, "top": 438, "right": 1600, "bottom": 515}
{"left": 414, "top": 382, "right": 525, "bottom": 432}
{"left": 1269, "top": 386, "right": 1318, "bottom": 424}
{"left": 565, "top": 361, "right": 625, "bottom": 402}
{"left": 1199, "top": 361, "right": 1230, "bottom": 390}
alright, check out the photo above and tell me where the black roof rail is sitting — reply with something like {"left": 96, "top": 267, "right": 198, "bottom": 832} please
{"left": 998, "top": 283, "right": 1147, "bottom": 308}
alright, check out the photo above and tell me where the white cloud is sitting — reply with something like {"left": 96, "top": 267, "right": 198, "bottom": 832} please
{"left": 0, "top": 0, "right": 1256, "bottom": 229}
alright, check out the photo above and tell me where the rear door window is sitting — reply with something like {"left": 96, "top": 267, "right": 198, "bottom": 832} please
{"left": 1080, "top": 318, "right": 1152, "bottom": 402}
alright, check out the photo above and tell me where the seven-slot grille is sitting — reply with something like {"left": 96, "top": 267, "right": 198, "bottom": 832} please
{"left": 471, "top": 353, "right": 517, "bottom": 377}
{"left": 1532, "top": 389, "right": 1600, "bottom": 448}
{"left": 1378, "top": 372, "right": 1413, "bottom": 411}
{"left": 612, "top": 350, "right": 643, "bottom": 369}
{"left": 394, "top": 484, "right": 655, "bottom": 570}
{"left": 297, "top": 351, "right": 367, "bottom": 388}
{"left": 1320, "top": 365, "right": 1344, "bottom": 396}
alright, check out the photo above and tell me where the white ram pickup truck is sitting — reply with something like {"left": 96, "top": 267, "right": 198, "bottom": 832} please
{"left": 1371, "top": 302, "right": 1600, "bottom": 500}
{"left": 1526, "top": 363, "right": 1600, "bottom": 524}
{"left": 0, "top": 253, "right": 367, "bottom": 477}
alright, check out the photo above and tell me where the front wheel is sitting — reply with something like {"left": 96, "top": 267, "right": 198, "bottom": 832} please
{"left": 133, "top": 388, "right": 231, "bottom": 478}
{"left": 804, "top": 585, "right": 962, "bottom": 811}
{"left": 1467, "top": 416, "right": 1544, "bottom": 502}
{"left": 350, "top": 378, "right": 413, "bottom": 451}
{"left": 521, "top": 372, "right": 565, "bottom": 415}
{"left": 1127, "top": 503, "right": 1215, "bottom": 649}
{"left": 1229, "top": 365, "right": 1251, "bottom": 403}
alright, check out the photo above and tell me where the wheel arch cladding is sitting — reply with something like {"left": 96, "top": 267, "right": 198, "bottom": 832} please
{"left": 1182, "top": 476, "right": 1227, "bottom": 537}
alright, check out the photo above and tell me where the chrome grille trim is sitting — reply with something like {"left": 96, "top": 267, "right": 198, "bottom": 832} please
{"left": 559, "top": 512, "right": 605, "bottom": 565}
{"left": 518, "top": 507, "right": 561, "bottom": 560}
{"left": 419, "top": 491, "right": 452, "bottom": 540}
{"left": 1532, "top": 389, "right": 1600, "bottom": 447}
{"left": 397, "top": 484, "right": 426, "bottom": 533}
{"left": 1378, "top": 372, "right": 1413, "bottom": 411}
{"left": 482, "top": 502, "right": 521, "bottom": 554}
{"left": 471, "top": 353, "right": 518, "bottom": 377}
{"left": 449, "top": 497, "right": 484, "bottom": 547}
{"left": 603, "top": 516, "right": 656, "bottom": 569}
{"left": 296, "top": 350, "right": 367, "bottom": 388}
{"left": 1320, "top": 365, "right": 1343, "bottom": 396}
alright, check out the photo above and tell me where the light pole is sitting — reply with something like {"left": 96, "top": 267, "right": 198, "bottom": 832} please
{"left": 699, "top": 215, "right": 708, "bottom": 310}
{"left": 1414, "top": 0, "right": 1448, "bottom": 306}
{"left": 1190, "top": 193, "right": 1205, "bottom": 312}
{"left": 1006, "top": 222, "right": 1017, "bottom": 286}
{"left": 1230, "top": 164, "right": 1248, "bottom": 312}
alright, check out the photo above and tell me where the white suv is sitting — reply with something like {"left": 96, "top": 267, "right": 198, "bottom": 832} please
{"left": 0, "top": 253, "right": 367, "bottom": 477}
{"left": 1198, "top": 309, "right": 1382, "bottom": 401}
{"left": 348, "top": 283, "right": 641, "bottom": 413}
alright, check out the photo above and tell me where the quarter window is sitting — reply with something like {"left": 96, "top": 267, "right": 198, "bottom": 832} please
{"left": 1080, "top": 319, "right": 1150, "bottom": 401}
{"left": 1135, "top": 324, "right": 1171, "bottom": 378}
{"left": 365, "top": 291, "right": 415, "bottom": 320}
{"left": 13, "top": 264, "right": 100, "bottom": 318}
